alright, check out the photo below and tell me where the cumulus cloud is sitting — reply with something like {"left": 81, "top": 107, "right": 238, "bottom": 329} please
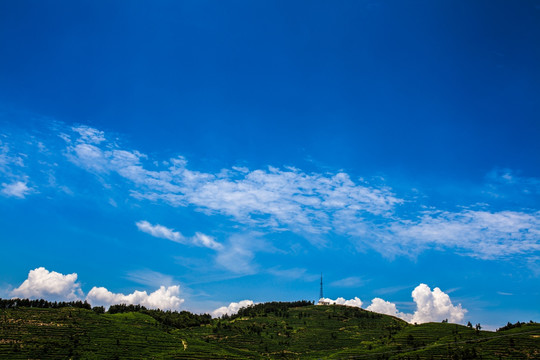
{"left": 366, "top": 298, "right": 411, "bottom": 321}
{"left": 86, "top": 285, "right": 184, "bottom": 310}
{"left": 320, "top": 297, "right": 363, "bottom": 308}
{"left": 1, "top": 181, "right": 33, "bottom": 198}
{"left": 211, "top": 300, "right": 254, "bottom": 318}
{"left": 9, "top": 267, "right": 184, "bottom": 311}
{"left": 136, "top": 220, "right": 223, "bottom": 250}
{"left": 408, "top": 283, "right": 466, "bottom": 323}
{"left": 365, "top": 284, "right": 466, "bottom": 324}
{"left": 320, "top": 284, "right": 466, "bottom": 324}
{"left": 10, "top": 267, "right": 83, "bottom": 301}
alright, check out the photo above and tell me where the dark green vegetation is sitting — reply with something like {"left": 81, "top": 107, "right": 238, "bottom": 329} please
{"left": 1, "top": 298, "right": 539, "bottom": 359}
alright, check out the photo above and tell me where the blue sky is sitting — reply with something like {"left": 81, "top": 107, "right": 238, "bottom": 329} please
{"left": 1, "top": 0, "right": 539, "bottom": 328}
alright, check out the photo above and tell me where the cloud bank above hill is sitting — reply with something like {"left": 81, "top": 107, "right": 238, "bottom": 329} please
{"left": 319, "top": 296, "right": 363, "bottom": 307}
{"left": 86, "top": 285, "right": 183, "bottom": 310}
{"left": 9, "top": 267, "right": 184, "bottom": 311}
{"left": 212, "top": 300, "right": 255, "bottom": 318}
{"left": 321, "top": 284, "right": 466, "bottom": 324}
{"left": 9, "top": 268, "right": 466, "bottom": 324}
{"left": 11, "top": 267, "right": 83, "bottom": 301}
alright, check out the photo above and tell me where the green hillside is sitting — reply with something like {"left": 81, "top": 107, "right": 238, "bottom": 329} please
{"left": 1, "top": 300, "right": 539, "bottom": 359}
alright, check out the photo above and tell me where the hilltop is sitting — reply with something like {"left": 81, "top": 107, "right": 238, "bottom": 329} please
{"left": 1, "top": 299, "right": 539, "bottom": 359}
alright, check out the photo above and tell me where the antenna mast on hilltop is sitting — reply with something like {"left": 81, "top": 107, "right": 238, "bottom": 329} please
{"left": 318, "top": 273, "right": 330, "bottom": 305}
{"left": 320, "top": 273, "right": 324, "bottom": 300}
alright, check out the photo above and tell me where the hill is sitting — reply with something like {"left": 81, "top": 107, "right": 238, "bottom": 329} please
{"left": 1, "top": 299, "right": 539, "bottom": 359}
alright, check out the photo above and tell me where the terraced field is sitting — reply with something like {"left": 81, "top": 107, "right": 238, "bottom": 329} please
{"left": 1, "top": 303, "right": 539, "bottom": 359}
{"left": 0, "top": 307, "right": 239, "bottom": 359}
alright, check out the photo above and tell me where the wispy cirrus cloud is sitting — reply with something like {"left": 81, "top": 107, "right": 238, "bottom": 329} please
{"left": 0, "top": 137, "right": 35, "bottom": 199}
{"left": 5, "top": 122, "right": 540, "bottom": 263}
{"left": 385, "top": 210, "right": 540, "bottom": 259}
{"left": 214, "top": 233, "right": 261, "bottom": 274}
{"left": 1, "top": 180, "right": 33, "bottom": 198}
{"left": 61, "top": 125, "right": 402, "bottom": 239}
{"left": 136, "top": 220, "right": 223, "bottom": 250}
{"left": 59, "top": 126, "right": 540, "bottom": 261}
{"left": 486, "top": 168, "right": 540, "bottom": 192}
{"left": 136, "top": 220, "right": 183, "bottom": 243}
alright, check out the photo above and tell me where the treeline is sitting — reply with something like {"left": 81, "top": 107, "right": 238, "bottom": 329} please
{"left": 0, "top": 298, "right": 92, "bottom": 310}
{"left": 227, "top": 300, "right": 314, "bottom": 320}
{"left": 497, "top": 320, "right": 536, "bottom": 332}
{"left": 1, "top": 298, "right": 211, "bottom": 329}
{"left": 145, "top": 309, "right": 212, "bottom": 328}
{"left": 108, "top": 303, "right": 212, "bottom": 328}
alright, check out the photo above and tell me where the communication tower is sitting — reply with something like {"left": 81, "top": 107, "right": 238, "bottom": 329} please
{"left": 317, "top": 273, "right": 330, "bottom": 305}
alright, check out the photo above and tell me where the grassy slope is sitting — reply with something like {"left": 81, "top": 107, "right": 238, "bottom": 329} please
{"left": 0, "top": 307, "right": 239, "bottom": 359}
{"left": 1, "top": 305, "right": 539, "bottom": 359}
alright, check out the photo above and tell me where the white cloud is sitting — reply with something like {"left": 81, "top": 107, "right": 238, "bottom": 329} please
{"left": 366, "top": 298, "right": 411, "bottom": 321}
{"left": 486, "top": 168, "right": 540, "bottom": 193}
{"left": 68, "top": 143, "right": 109, "bottom": 173}
{"left": 136, "top": 220, "right": 184, "bottom": 243}
{"left": 63, "top": 126, "right": 403, "bottom": 242}
{"left": 320, "top": 284, "right": 466, "bottom": 324}
{"left": 0, "top": 141, "right": 25, "bottom": 174}
{"left": 192, "top": 232, "right": 223, "bottom": 251}
{"left": 86, "top": 285, "right": 184, "bottom": 310}
{"left": 9, "top": 267, "right": 184, "bottom": 311}
{"left": 389, "top": 210, "right": 540, "bottom": 259}
{"left": 72, "top": 125, "right": 106, "bottom": 144}
{"left": 1, "top": 181, "right": 33, "bottom": 198}
{"left": 59, "top": 125, "right": 540, "bottom": 261}
{"left": 11, "top": 267, "right": 83, "bottom": 301}
{"left": 320, "top": 297, "right": 363, "bottom": 308}
{"left": 215, "top": 234, "right": 260, "bottom": 274}
{"left": 408, "top": 283, "right": 466, "bottom": 324}
{"left": 365, "top": 284, "right": 466, "bottom": 324}
{"left": 211, "top": 300, "right": 254, "bottom": 318}
{"left": 136, "top": 220, "right": 223, "bottom": 250}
